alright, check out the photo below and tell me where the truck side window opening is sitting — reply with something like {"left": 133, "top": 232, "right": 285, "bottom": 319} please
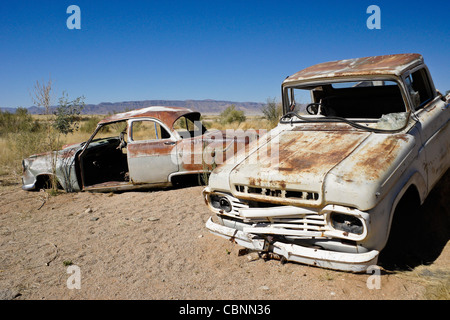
{"left": 406, "top": 68, "right": 434, "bottom": 110}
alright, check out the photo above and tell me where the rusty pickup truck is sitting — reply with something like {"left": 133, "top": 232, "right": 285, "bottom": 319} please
{"left": 204, "top": 54, "right": 450, "bottom": 272}
{"left": 22, "top": 106, "right": 258, "bottom": 192}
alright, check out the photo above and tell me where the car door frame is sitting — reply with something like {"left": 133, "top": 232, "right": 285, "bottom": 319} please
{"left": 126, "top": 117, "right": 179, "bottom": 185}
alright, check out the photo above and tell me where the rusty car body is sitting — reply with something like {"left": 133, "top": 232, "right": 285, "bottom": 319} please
{"left": 22, "top": 106, "right": 259, "bottom": 192}
{"left": 204, "top": 54, "right": 450, "bottom": 272}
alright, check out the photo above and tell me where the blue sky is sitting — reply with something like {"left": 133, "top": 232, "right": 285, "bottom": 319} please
{"left": 0, "top": 0, "right": 449, "bottom": 108}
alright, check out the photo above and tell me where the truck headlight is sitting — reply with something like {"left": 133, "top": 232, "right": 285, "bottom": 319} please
{"left": 330, "top": 212, "right": 364, "bottom": 235}
{"left": 209, "top": 194, "right": 232, "bottom": 213}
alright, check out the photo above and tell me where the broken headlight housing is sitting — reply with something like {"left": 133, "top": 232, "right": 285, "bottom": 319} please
{"left": 329, "top": 212, "right": 364, "bottom": 235}
{"left": 321, "top": 205, "right": 369, "bottom": 241}
{"left": 209, "top": 194, "right": 232, "bottom": 213}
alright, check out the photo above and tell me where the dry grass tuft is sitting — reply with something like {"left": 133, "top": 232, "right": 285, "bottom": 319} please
{"left": 395, "top": 265, "right": 450, "bottom": 300}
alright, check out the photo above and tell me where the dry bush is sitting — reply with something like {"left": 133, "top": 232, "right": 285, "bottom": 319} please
{"left": 424, "top": 278, "right": 450, "bottom": 300}
{"left": 261, "top": 97, "right": 283, "bottom": 128}
{"left": 205, "top": 115, "right": 273, "bottom": 131}
{"left": 0, "top": 110, "right": 47, "bottom": 176}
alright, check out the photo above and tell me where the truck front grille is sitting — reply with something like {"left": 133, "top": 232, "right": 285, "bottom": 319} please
{"left": 234, "top": 184, "right": 319, "bottom": 202}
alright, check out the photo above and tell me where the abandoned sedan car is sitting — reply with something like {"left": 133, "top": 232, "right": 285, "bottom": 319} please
{"left": 22, "top": 106, "right": 258, "bottom": 192}
{"left": 204, "top": 54, "right": 450, "bottom": 272}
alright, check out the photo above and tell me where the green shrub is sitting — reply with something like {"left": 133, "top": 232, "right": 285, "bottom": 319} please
{"left": 53, "top": 93, "right": 84, "bottom": 135}
{"left": 0, "top": 108, "right": 41, "bottom": 136}
{"left": 80, "top": 116, "right": 101, "bottom": 133}
{"left": 219, "top": 105, "right": 246, "bottom": 125}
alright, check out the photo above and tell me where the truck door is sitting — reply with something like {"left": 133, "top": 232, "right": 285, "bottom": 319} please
{"left": 405, "top": 67, "right": 450, "bottom": 191}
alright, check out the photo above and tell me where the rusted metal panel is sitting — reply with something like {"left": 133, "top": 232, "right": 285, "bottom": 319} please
{"left": 336, "top": 134, "right": 410, "bottom": 182}
{"left": 228, "top": 129, "right": 370, "bottom": 207}
{"left": 324, "top": 133, "right": 416, "bottom": 211}
{"left": 285, "top": 54, "right": 423, "bottom": 84}
{"left": 127, "top": 139, "right": 177, "bottom": 158}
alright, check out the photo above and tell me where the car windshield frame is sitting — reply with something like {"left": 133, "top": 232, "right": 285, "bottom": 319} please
{"left": 280, "top": 78, "right": 411, "bottom": 133}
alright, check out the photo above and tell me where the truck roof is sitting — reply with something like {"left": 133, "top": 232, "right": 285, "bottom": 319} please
{"left": 284, "top": 53, "right": 423, "bottom": 84}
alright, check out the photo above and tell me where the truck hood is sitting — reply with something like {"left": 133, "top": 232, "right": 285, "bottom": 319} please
{"left": 226, "top": 124, "right": 414, "bottom": 209}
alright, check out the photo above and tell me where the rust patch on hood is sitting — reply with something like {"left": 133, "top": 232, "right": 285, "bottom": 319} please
{"left": 276, "top": 131, "right": 368, "bottom": 174}
{"left": 229, "top": 129, "right": 371, "bottom": 201}
{"left": 336, "top": 134, "right": 412, "bottom": 182}
{"left": 249, "top": 130, "right": 370, "bottom": 175}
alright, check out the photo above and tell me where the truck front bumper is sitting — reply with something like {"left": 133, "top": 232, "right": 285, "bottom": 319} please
{"left": 206, "top": 217, "right": 379, "bottom": 273}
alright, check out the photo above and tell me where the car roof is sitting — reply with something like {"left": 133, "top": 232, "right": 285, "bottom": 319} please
{"left": 98, "top": 106, "right": 200, "bottom": 128}
{"left": 283, "top": 53, "right": 423, "bottom": 85}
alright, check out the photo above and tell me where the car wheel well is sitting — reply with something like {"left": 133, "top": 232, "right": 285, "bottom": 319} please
{"left": 35, "top": 174, "right": 62, "bottom": 190}
{"left": 171, "top": 173, "right": 207, "bottom": 188}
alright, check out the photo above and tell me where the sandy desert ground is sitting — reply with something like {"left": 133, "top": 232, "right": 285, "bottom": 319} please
{"left": 0, "top": 171, "right": 448, "bottom": 301}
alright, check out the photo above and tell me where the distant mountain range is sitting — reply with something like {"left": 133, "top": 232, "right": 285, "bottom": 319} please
{"left": 1, "top": 99, "right": 266, "bottom": 115}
